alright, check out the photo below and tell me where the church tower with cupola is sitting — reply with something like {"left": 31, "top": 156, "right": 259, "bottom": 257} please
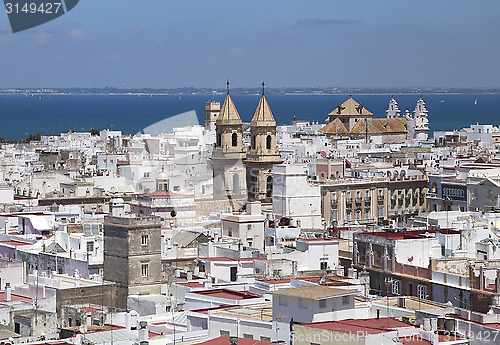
{"left": 386, "top": 96, "right": 401, "bottom": 118}
{"left": 245, "top": 83, "right": 282, "bottom": 203}
{"left": 211, "top": 81, "right": 247, "bottom": 207}
{"left": 413, "top": 96, "right": 430, "bottom": 141}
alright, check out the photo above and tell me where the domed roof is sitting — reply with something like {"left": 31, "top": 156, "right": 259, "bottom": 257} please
{"left": 156, "top": 171, "right": 169, "bottom": 181}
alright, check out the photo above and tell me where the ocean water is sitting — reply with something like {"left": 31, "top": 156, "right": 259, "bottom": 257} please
{"left": 0, "top": 93, "right": 499, "bottom": 140}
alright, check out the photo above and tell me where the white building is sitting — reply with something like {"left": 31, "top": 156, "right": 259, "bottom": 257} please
{"left": 271, "top": 286, "right": 358, "bottom": 324}
{"left": 272, "top": 164, "right": 322, "bottom": 229}
{"left": 221, "top": 202, "right": 265, "bottom": 251}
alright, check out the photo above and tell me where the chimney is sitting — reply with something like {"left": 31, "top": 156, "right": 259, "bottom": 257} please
{"left": 125, "top": 312, "right": 131, "bottom": 331}
{"left": 5, "top": 283, "right": 11, "bottom": 302}
{"left": 138, "top": 321, "right": 148, "bottom": 342}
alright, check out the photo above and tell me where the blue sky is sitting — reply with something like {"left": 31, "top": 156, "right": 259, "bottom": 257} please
{"left": 1, "top": 0, "right": 499, "bottom": 88}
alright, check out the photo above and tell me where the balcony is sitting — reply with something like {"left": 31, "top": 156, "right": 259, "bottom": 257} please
{"left": 378, "top": 195, "right": 384, "bottom": 201}
{"left": 346, "top": 197, "right": 353, "bottom": 204}
{"left": 365, "top": 197, "right": 371, "bottom": 204}
{"left": 355, "top": 197, "right": 363, "bottom": 204}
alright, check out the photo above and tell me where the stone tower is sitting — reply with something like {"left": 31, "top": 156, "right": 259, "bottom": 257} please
{"left": 386, "top": 97, "right": 401, "bottom": 118}
{"left": 211, "top": 81, "right": 247, "bottom": 207}
{"left": 104, "top": 213, "right": 163, "bottom": 309}
{"left": 413, "top": 96, "right": 429, "bottom": 141}
{"left": 205, "top": 101, "right": 220, "bottom": 131}
{"left": 245, "top": 83, "right": 282, "bottom": 202}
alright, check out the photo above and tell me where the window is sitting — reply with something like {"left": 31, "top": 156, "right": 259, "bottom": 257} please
{"left": 417, "top": 284, "right": 427, "bottom": 299}
{"left": 320, "top": 261, "right": 327, "bottom": 271}
{"left": 299, "top": 298, "right": 307, "bottom": 309}
{"left": 392, "top": 279, "right": 401, "bottom": 295}
{"left": 408, "top": 283, "right": 414, "bottom": 296}
{"left": 220, "top": 330, "right": 230, "bottom": 337}
{"left": 217, "top": 134, "right": 222, "bottom": 147}
{"left": 342, "top": 296, "right": 350, "bottom": 305}
{"left": 141, "top": 235, "right": 148, "bottom": 246}
{"left": 232, "top": 132, "right": 238, "bottom": 146}
{"left": 232, "top": 173, "right": 239, "bottom": 194}
{"left": 319, "top": 299, "right": 327, "bottom": 309}
{"left": 228, "top": 228, "right": 232, "bottom": 237}
{"left": 260, "top": 337, "right": 271, "bottom": 342}
{"left": 266, "top": 176, "right": 273, "bottom": 198}
{"left": 279, "top": 296, "right": 288, "bottom": 306}
{"left": 144, "top": 172, "right": 149, "bottom": 178}
{"left": 243, "top": 334, "right": 253, "bottom": 339}
{"left": 141, "top": 263, "right": 149, "bottom": 277}
{"left": 86, "top": 242, "right": 94, "bottom": 252}
{"left": 266, "top": 135, "right": 272, "bottom": 150}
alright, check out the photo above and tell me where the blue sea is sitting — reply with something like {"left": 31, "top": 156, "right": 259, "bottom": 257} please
{"left": 0, "top": 93, "right": 499, "bottom": 140}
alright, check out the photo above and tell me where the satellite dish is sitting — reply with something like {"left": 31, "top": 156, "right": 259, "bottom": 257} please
{"left": 170, "top": 210, "right": 177, "bottom": 218}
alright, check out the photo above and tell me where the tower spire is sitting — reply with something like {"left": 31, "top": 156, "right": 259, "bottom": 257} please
{"left": 226, "top": 79, "right": 230, "bottom": 95}
{"left": 262, "top": 81, "right": 265, "bottom": 96}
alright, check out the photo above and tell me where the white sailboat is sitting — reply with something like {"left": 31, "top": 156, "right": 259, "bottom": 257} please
{"left": 474, "top": 99, "right": 478, "bottom": 105}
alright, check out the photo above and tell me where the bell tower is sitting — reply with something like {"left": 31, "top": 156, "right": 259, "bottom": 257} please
{"left": 211, "top": 81, "right": 247, "bottom": 208}
{"left": 245, "top": 83, "right": 282, "bottom": 203}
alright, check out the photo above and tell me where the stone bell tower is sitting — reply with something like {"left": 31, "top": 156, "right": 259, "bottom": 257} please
{"left": 245, "top": 83, "right": 282, "bottom": 203}
{"left": 211, "top": 81, "right": 247, "bottom": 208}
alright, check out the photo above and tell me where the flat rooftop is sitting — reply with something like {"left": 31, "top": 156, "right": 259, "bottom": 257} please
{"left": 191, "top": 289, "right": 262, "bottom": 300}
{"left": 270, "top": 286, "right": 357, "bottom": 300}
{"left": 300, "top": 317, "right": 413, "bottom": 335}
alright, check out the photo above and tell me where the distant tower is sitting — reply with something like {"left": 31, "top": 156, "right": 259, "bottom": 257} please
{"left": 211, "top": 81, "right": 247, "bottom": 207}
{"left": 245, "top": 83, "right": 282, "bottom": 203}
{"left": 413, "top": 96, "right": 430, "bottom": 140}
{"left": 386, "top": 97, "right": 401, "bottom": 118}
{"left": 104, "top": 213, "right": 163, "bottom": 309}
{"left": 205, "top": 101, "right": 220, "bottom": 131}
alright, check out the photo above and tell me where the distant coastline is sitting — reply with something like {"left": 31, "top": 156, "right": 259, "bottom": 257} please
{"left": 2, "top": 87, "right": 500, "bottom": 97}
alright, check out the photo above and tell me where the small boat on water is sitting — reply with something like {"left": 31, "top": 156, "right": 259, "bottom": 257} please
{"left": 474, "top": 99, "right": 478, "bottom": 105}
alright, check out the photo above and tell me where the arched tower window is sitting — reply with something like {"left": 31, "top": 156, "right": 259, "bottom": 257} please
{"left": 266, "top": 135, "right": 272, "bottom": 150}
{"left": 232, "top": 173, "right": 239, "bottom": 195}
{"left": 217, "top": 133, "right": 221, "bottom": 147}
{"left": 232, "top": 133, "right": 238, "bottom": 147}
{"left": 266, "top": 176, "right": 273, "bottom": 198}
{"left": 251, "top": 135, "right": 256, "bottom": 149}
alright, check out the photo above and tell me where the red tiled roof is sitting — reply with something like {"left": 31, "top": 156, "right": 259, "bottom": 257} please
{"left": 195, "top": 335, "right": 273, "bottom": 345}
{"left": 192, "top": 289, "right": 261, "bottom": 300}
{"left": 0, "top": 292, "right": 32, "bottom": 303}
{"left": 177, "top": 282, "right": 204, "bottom": 288}
{"left": 256, "top": 279, "right": 291, "bottom": 284}
{"left": 0, "top": 240, "right": 32, "bottom": 246}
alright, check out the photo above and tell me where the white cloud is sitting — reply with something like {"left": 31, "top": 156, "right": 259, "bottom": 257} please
{"left": 228, "top": 47, "right": 244, "bottom": 55}
{"left": 31, "top": 30, "right": 51, "bottom": 45}
{"left": 68, "top": 28, "right": 92, "bottom": 41}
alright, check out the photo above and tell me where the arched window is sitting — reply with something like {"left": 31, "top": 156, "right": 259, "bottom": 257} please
{"left": 217, "top": 133, "right": 221, "bottom": 147}
{"left": 266, "top": 176, "right": 273, "bottom": 198}
{"left": 266, "top": 135, "right": 272, "bottom": 150}
{"left": 232, "top": 173, "right": 239, "bottom": 194}
{"left": 232, "top": 133, "right": 238, "bottom": 147}
{"left": 251, "top": 135, "right": 256, "bottom": 149}
{"left": 431, "top": 183, "right": 437, "bottom": 194}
